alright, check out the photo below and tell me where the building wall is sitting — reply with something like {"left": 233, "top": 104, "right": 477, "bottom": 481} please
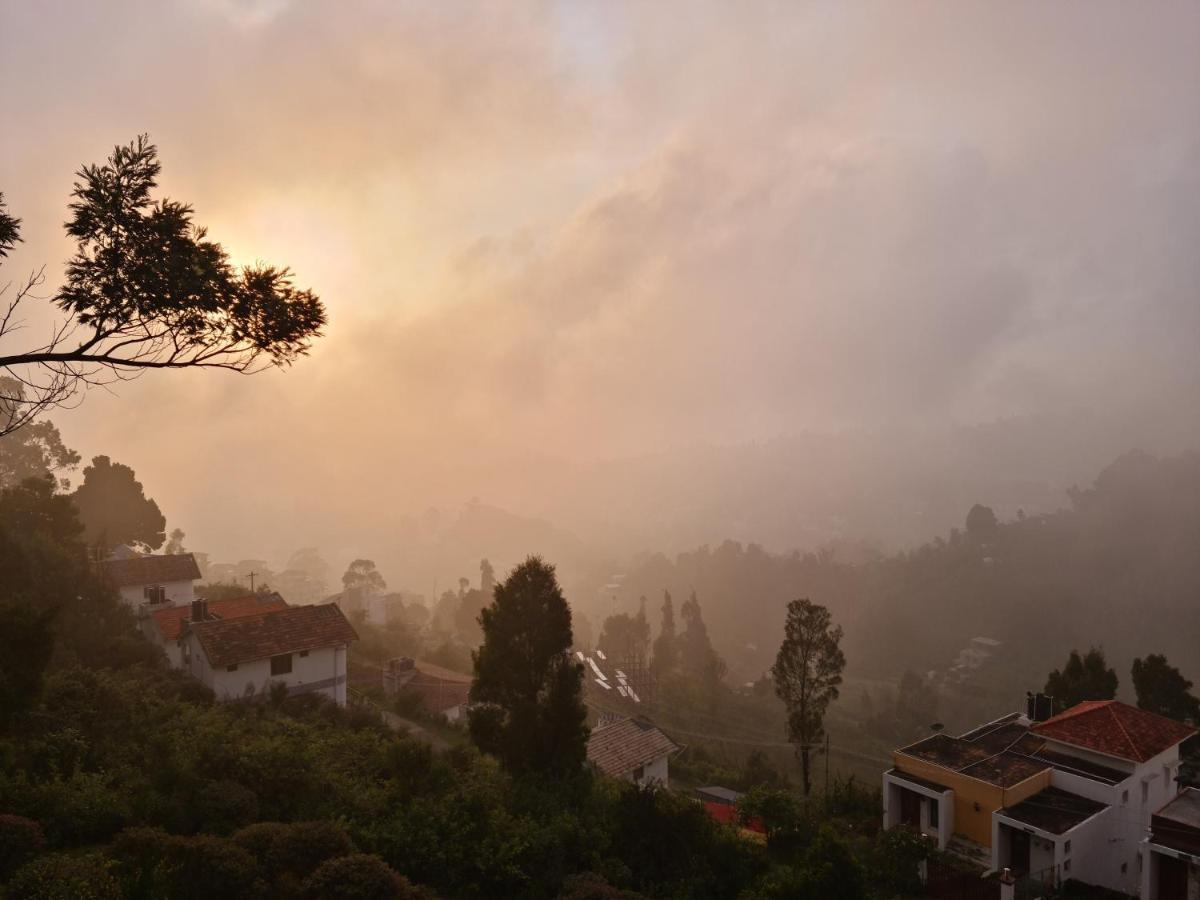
{"left": 635, "top": 754, "right": 670, "bottom": 788}
{"left": 119, "top": 578, "right": 195, "bottom": 610}
{"left": 181, "top": 638, "right": 348, "bottom": 706}
{"left": 894, "top": 753, "right": 1051, "bottom": 847}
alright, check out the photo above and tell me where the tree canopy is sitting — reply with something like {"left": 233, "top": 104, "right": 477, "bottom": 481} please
{"left": 468, "top": 556, "right": 588, "bottom": 779}
{"left": 0, "top": 137, "right": 325, "bottom": 437}
{"left": 71, "top": 455, "right": 166, "bottom": 552}
{"left": 1044, "top": 647, "right": 1118, "bottom": 712}
{"left": 1132, "top": 654, "right": 1200, "bottom": 722}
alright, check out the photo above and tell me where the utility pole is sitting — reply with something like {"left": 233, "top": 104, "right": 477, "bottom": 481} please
{"left": 248, "top": 570, "right": 257, "bottom": 593}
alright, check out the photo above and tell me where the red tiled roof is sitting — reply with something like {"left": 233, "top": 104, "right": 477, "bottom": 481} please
{"left": 186, "top": 603, "right": 358, "bottom": 668}
{"left": 587, "top": 717, "right": 680, "bottom": 779}
{"left": 150, "top": 593, "right": 289, "bottom": 641}
{"left": 102, "top": 553, "right": 201, "bottom": 587}
{"left": 1032, "top": 700, "right": 1197, "bottom": 763}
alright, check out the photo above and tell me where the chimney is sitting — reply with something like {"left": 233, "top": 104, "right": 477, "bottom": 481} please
{"left": 1026, "top": 691, "right": 1053, "bottom": 722}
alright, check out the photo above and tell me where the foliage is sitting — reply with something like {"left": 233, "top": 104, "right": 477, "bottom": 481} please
{"left": 468, "top": 557, "right": 589, "bottom": 779}
{"left": 302, "top": 853, "right": 427, "bottom": 899}
{"left": 1132, "top": 654, "right": 1200, "bottom": 722}
{"left": 867, "top": 826, "right": 933, "bottom": 896}
{"left": 598, "top": 603, "right": 651, "bottom": 666}
{"left": 964, "top": 503, "right": 998, "bottom": 540}
{"left": 6, "top": 851, "right": 121, "bottom": 899}
{"left": 771, "top": 598, "right": 845, "bottom": 795}
{"left": 0, "top": 813, "right": 45, "bottom": 881}
{"left": 0, "top": 404, "right": 80, "bottom": 490}
{"left": 737, "top": 787, "right": 812, "bottom": 859}
{"left": 0, "top": 600, "right": 57, "bottom": 730}
{"left": 651, "top": 590, "right": 677, "bottom": 679}
{"left": 1044, "top": 647, "right": 1118, "bottom": 712}
{"left": 164, "top": 527, "right": 187, "bottom": 555}
{"left": 72, "top": 455, "right": 167, "bottom": 551}
{"left": 344, "top": 558, "right": 388, "bottom": 593}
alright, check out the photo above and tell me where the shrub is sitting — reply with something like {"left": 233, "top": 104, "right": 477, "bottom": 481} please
{"left": 195, "top": 779, "right": 260, "bottom": 835}
{"left": 7, "top": 851, "right": 121, "bottom": 899}
{"left": 166, "top": 834, "right": 263, "bottom": 900}
{"left": 558, "top": 871, "right": 647, "bottom": 899}
{"left": 107, "top": 826, "right": 183, "bottom": 899}
{"left": 0, "top": 813, "right": 45, "bottom": 881}
{"left": 303, "top": 853, "right": 427, "bottom": 899}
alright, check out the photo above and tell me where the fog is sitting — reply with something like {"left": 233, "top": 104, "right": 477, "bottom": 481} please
{"left": 2, "top": 1, "right": 1198, "bottom": 592}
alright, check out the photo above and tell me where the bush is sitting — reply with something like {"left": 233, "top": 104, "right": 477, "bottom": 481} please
{"left": 195, "top": 779, "right": 260, "bottom": 835}
{"left": 0, "top": 813, "right": 45, "bottom": 881}
{"left": 558, "top": 871, "right": 646, "bottom": 899}
{"left": 303, "top": 853, "right": 427, "bottom": 899}
{"left": 165, "top": 834, "right": 263, "bottom": 900}
{"left": 7, "top": 851, "right": 121, "bottom": 899}
{"left": 0, "top": 770, "right": 129, "bottom": 846}
{"left": 107, "top": 826, "right": 183, "bottom": 899}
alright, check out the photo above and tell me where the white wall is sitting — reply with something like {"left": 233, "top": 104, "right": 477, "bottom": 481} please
{"left": 182, "top": 638, "right": 349, "bottom": 706}
{"left": 631, "top": 754, "right": 670, "bottom": 788}
{"left": 119, "top": 578, "right": 195, "bottom": 610}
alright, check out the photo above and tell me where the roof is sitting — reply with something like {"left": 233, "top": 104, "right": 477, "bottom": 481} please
{"left": 1031, "top": 700, "right": 1197, "bottom": 763}
{"left": 1156, "top": 788, "right": 1200, "bottom": 830}
{"left": 586, "top": 717, "right": 680, "bottom": 779}
{"left": 998, "top": 787, "right": 1107, "bottom": 835}
{"left": 899, "top": 716, "right": 1049, "bottom": 789}
{"left": 185, "top": 603, "right": 358, "bottom": 668}
{"left": 886, "top": 768, "right": 953, "bottom": 794}
{"left": 696, "top": 786, "right": 744, "bottom": 804}
{"left": 1150, "top": 789, "right": 1200, "bottom": 855}
{"left": 102, "top": 553, "right": 201, "bottom": 588}
{"left": 149, "top": 593, "right": 288, "bottom": 642}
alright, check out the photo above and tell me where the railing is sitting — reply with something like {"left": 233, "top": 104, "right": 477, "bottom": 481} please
{"left": 1013, "top": 863, "right": 1059, "bottom": 900}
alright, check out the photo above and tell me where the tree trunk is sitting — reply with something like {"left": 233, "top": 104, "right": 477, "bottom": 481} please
{"left": 800, "top": 745, "right": 812, "bottom": 796}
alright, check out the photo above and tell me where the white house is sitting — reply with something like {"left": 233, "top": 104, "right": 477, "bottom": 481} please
{"left": 1142, "top": 787, "right": 1200, "bottom": 900}
{"left": 143, "top": 594, "right": 288, "bottom": 668}
{"left": 179, "top": 602, "right": 358, "bottom": 706}
{"left": 102, "top": 553, "right": 202, "bottom": 610}
{"left": 882, "top": 698, "right": 1197, "bottom": 896}
{"left": 587, "top": 716, "right": 680, "bottom": 787}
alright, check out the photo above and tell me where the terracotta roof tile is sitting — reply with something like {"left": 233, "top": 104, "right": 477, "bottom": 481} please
{"left": 1032, "top": 700, "right": 1196, "bottom": 763}
{"left": 186, "top": 603, "right": 358, "bottom": 668}
{"left": 586, "top": 717, "right": 680, "bottom": 778}
{"left": 150, "top": 593, "right": 289, "bottom": 641}
{"left": 102, "top": 553, "right": 201, "bottom": 588}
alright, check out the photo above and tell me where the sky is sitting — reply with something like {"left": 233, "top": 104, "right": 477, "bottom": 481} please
{"left": 2, "top": 1, "right": 1198, "bottom": 583}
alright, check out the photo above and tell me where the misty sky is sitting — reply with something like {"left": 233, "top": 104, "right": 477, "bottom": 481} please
{"left": 2, "top": 1, "right": 1198, "bottom": 575}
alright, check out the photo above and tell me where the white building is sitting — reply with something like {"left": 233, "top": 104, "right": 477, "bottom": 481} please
{"left": 586, "top": 716, "right": 680, "bottom": 788}
{"left": 102, "top": 553, "right": 202, "bottom": 610}
{"left": 179, "top": 602, "right": 358, "bottom": 706}
{"left": 142, "top": 594, "right": 288, "bottom": 668}
{"left": 882, "top": 699, "right": 1197, "bottom": 896}
{"left": 1142, "top": 787, "right": 1200, "bottom": 900}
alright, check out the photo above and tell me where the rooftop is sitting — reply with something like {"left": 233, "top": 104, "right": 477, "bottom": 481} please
{"left": 150, "top": 593, "right": 288, "bottom": 641}
{"left": 696, "top": 786, "right": 744, "bottom": 805}
{"left": 587, "top": 717, "right": 680, "bottom": 779}
{"left": 102, "top": 553, "right": 201, "bottom": 588}
{"left": 186, "top": 603, "right": 358, "bottom": 668}
{"left": 998, "top": 786, "right": 1107, "bottom": 835}
{"left": 1031, "top": 700, "right": 1197, "bottom": 763}
{"left": 1155, "top": 787, "right": 1200, "bottom": 830}
{"left": 1150, "top": 788, "right": 1200, "bottom": 855}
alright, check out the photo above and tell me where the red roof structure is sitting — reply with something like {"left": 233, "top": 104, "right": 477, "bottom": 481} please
{"left": 586, "top": 717, "right": 680, "bottom": 779}
{"left": 150, "top": 593, "right": 288, "bottom": 641}
{"left": 1031, "top": 700, "right": 1197, "bottom": 763}
{"left": 103, "top": 553, "right": 202, "bottom": 587}
{"left": 185, "top": 603, "right": 358, "bottom": 668}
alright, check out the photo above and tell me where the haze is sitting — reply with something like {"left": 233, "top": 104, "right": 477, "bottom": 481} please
{"left": 3, "top": 1, "right": 1198, "bottom": 588}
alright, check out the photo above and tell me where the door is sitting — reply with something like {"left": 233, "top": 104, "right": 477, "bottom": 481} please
{"left": 900, "top": 788, "right": 921, "bottom": 827}
{"left": 1008, "top": 829, "right": 1031, "bottom": 876}
{"left": 1157, "top": 853, "right": 1188, "bottom": 900}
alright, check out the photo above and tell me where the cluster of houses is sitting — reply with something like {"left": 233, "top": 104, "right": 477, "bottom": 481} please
{"left": 103, "top": 551, "right": 358, "bottom": 706}
{"left": 882, "top": 693, "right": 1200, "bottom": 898}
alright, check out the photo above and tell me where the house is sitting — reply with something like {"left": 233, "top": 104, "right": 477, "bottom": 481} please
{"left": 586, "top": 716, "right": 680, "bottom": 787}
{"left": 384, "top": 658, "right": 474, "bottom": 723}
{"left": 142, "top": 593, "right": 288, "bottom": 668}
{"left": 179, "top": 602, "right": 358, "bottom": 706}
{"left": 102, "top": 552, "right": 202, "bottom": 609}
{"left": 1142, "top": 787, "right": 1200, "bottom": 900}
{"left": 882, "top": 697, "right": 1197, "bottom": 896}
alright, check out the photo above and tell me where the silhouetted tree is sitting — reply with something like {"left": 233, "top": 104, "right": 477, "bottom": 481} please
{"left": 71, "top": 455, "right": 166, "bottom": 552}
{"left": 772, "top": 598, "right": 845, "bottom": 796}
{"left": 164, "top": 528, "right": 186, "bottom": 555}
{"left": 598, "top": 606, "right": 651, "bottom": 667}
{"left": 1132, "top": 654, "right": 1200, "bottom": 722}
{"left": 652, "top": 590, "right": 677, "bottom": 678}
{"left": 0, "top": 392, "right": 80, "bottom": 489}
{"left": 1044, "top": 647, "right": 1118, "bottom": 712}
{"left": 342, "top": 559, "right": 386, "bottom": 593}
{"left": 468, "top": 556, "right": 588, "bottom": 778}
{"left": 965, "top": 503, "right": 998, "bottom": 540}
{"left": 0, "top": 137, "right": 325, "bottom": 437}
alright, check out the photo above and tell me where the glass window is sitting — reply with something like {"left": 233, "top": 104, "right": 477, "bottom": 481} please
{"left": 226, "top": 664, "right": 238, "bottom": 672}
{"left": 271, "top": 654, "right": 293, "bottom": 676}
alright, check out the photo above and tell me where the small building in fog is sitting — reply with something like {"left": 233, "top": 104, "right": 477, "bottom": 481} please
{"left": 102, "top": 552, "right": 202, "bottom": 610}
{"left": 587, "top": 716, "right": 680, "bottom": 788}
{"left": 179, "top": 601, "right": 358, "bottom": 706}
{"left": 143, "top": 593, "right": 288, "bottom": 668}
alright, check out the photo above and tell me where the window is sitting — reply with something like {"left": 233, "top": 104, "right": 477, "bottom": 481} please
{"left": 1121, "top": 789, "right": 1129, "bottom": 805}
{"left": 1063, "top": 859, "right": 1071, "bottom": 873}
{"left": 929, "top": 798, "right": 939, "bottom": 828}
{"left": 1064, "top": 840, "right": 1071, "bottom": 855}
{"left": 1141, "top": 780, "right": 1149, "bottom": 804}
{"left": 270, "top": 654, "right": 293, "bottom": 676}
{"left": 299, "top": 650, "right": 309, "bottom": 658}
{"left": 632, "top": 766, "right": 645, "bottom": 781}
{"left": 1120, "top": 862, "right": 1127, "bottom": 875}
{"left": 226, "top": 664, "right": 238, "bottom": 672}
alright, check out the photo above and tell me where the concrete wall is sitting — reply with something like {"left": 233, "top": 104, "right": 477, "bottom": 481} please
{"left": 119, "top": 578, "right": 195, "bottom": 609}
{"left": 635, "top": 753, "right": 670, "bottom": 788}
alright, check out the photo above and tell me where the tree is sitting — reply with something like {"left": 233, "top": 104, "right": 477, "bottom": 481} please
{"left": 652, "top": 590, "right": 677, "bottom": 678}
{"left": 164, "top": 528, "right": 187, "bottom": 555}
{"left": 71, "top": 455, "right": 166, "bottom": 551}
{"left": 1132, "top": 654, "right": 1200, "bottom": 722}
{"left": 342, "top": 559, "right": 386, "bottom": 593}
{"left": 0, "top": 389, "right": 80, "bottom": 489}
{"left": 598, "top": 607, "right": 650, "bottom": 667}
{"left": 771, "top": 598, "right": 846, "bottom": 796}
{"left": 1044, "top": 647, "right": 1118, "bottom": 712}
{"left": 965, "top": 503, "right": 998, "bottom": 540}
{"left": 303, "top": 853, "right": 427, "bottom": 899}
{"left": 468, "top": 556, "right": 589, "bottom": 778}
{"left": 0, "top": 137, "right": 325, "bottom": 437}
